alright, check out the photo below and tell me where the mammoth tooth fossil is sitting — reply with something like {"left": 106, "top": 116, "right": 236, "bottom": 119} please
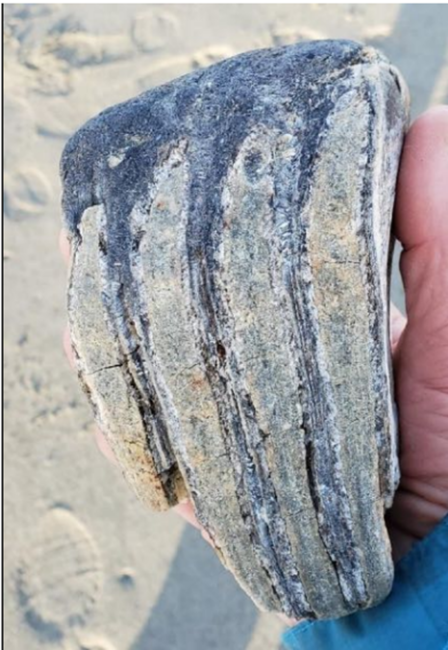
{"left": 61, "top": 39, "right": 410, "bottom": 620}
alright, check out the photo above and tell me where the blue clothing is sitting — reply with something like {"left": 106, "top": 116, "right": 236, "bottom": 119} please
{"left": 282, "top": 515, "right": 448, "bottom": 650}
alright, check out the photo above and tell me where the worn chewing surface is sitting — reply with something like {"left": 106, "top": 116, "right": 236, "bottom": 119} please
{"left": 61, "top": 39, "right": 410, "bottom": 619}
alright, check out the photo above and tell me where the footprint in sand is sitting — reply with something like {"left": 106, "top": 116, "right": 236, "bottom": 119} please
{"left": 3, "top": 97, "right": 36, "bottom": 161}
{"left": 44, "top": 32, "right": 134, "bottom": 68}
{"left": 4, "top": 166, "right": 52, "bottom": 220}
{"left": 24, "top": 50, "right": 73, "bottom": 97}
{"left": 16, "top": 508, "right": 102, "bottom": 642}
{"left": 131, "top": 10, "right": 178, "bottom": 53}
{"left": 138, "top": 46, "right": 235, "bottom": 90}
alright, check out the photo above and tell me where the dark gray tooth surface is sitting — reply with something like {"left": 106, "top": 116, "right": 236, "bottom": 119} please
{"left": 61, "top": 39, "right": 410, "bottom": 620}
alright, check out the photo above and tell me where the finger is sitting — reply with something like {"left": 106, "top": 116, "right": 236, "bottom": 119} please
{"left": 390, "top": 302, "right": 407, "bottom": 355}
{"left": 59, "top": 228, "right": 71, "bottom": 265}
{"left": 394, "top": 106, "right": 448, "bottom": 252}
{"left": 173, "top": 500, "right": 202, "bottom": 530}
{"left": 394, "top": 107, "right": 448, "bottom": 332}
{"left": 393, "top": 105, "right": 448, "bottom": 485}
{"left": 387, "top": 486, "right": 448, "bottom": 540}
{"left": 94, "top": 425, "right": 118, "bottom": 465}
{"left": 63, "top": 323, "right": 76, "bottom": 370}
{"left": 173, "top": 500, "right": 216, "bottom": 547}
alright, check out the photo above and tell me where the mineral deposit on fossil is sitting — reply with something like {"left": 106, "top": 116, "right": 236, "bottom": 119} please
{"left": 61, "top": 39, "right": 410, "bottom": 619}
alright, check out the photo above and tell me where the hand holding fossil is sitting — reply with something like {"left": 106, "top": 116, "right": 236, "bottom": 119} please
{"left": 58, "top": 38, "right": 448, "bottom": 621}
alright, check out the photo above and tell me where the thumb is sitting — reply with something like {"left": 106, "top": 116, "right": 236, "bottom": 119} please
{"left": 393, "top": 106, "right": 448, "bottom": 497}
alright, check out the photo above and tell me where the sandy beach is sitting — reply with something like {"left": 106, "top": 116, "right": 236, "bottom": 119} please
{"left": 4, "top": 4, "right": 448, "bottom": 650}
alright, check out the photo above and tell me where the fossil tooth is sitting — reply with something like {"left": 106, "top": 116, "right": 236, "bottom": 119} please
{"left": 61, "top": 40, "right": 410, "bottom": 620}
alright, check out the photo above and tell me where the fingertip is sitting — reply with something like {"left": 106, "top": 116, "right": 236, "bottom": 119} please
{"left": 94, "top": 426, "right": 118, "bottom": 465}
{"left": 409, "top": 105, "right": 448, "bottom": 134}
{"left": 59, "top": 228, "right": 71, "bottom": 265}
{"left": 390, "top": 302, "right": 407, "bottom": 353}
{"left": 394, "top": 105, "right": 448, "bottom": 251}
{"left": 173, "top": 501, "right": 202, "bottom": 531}
{"left": 63, "top": 324, "right": 76, "bottom": 370}
{"left": 200, "top": 528, "right": 216, "bottom": 548}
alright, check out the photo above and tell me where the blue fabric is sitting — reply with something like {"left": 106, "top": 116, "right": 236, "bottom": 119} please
{"left": 281, "top": 515, "right": 448, "bottom": 650}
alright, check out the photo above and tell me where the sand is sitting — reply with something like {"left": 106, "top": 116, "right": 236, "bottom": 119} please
{"left": 4, "top": 4, "right": 448, "bottom": 650}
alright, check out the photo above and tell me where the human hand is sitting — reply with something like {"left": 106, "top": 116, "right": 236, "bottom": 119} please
{"left": 385, "top": 106, "right": 448, "bottom": 561}
{"left": 59, "top": 105, "right": 448, "bottom": 620}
